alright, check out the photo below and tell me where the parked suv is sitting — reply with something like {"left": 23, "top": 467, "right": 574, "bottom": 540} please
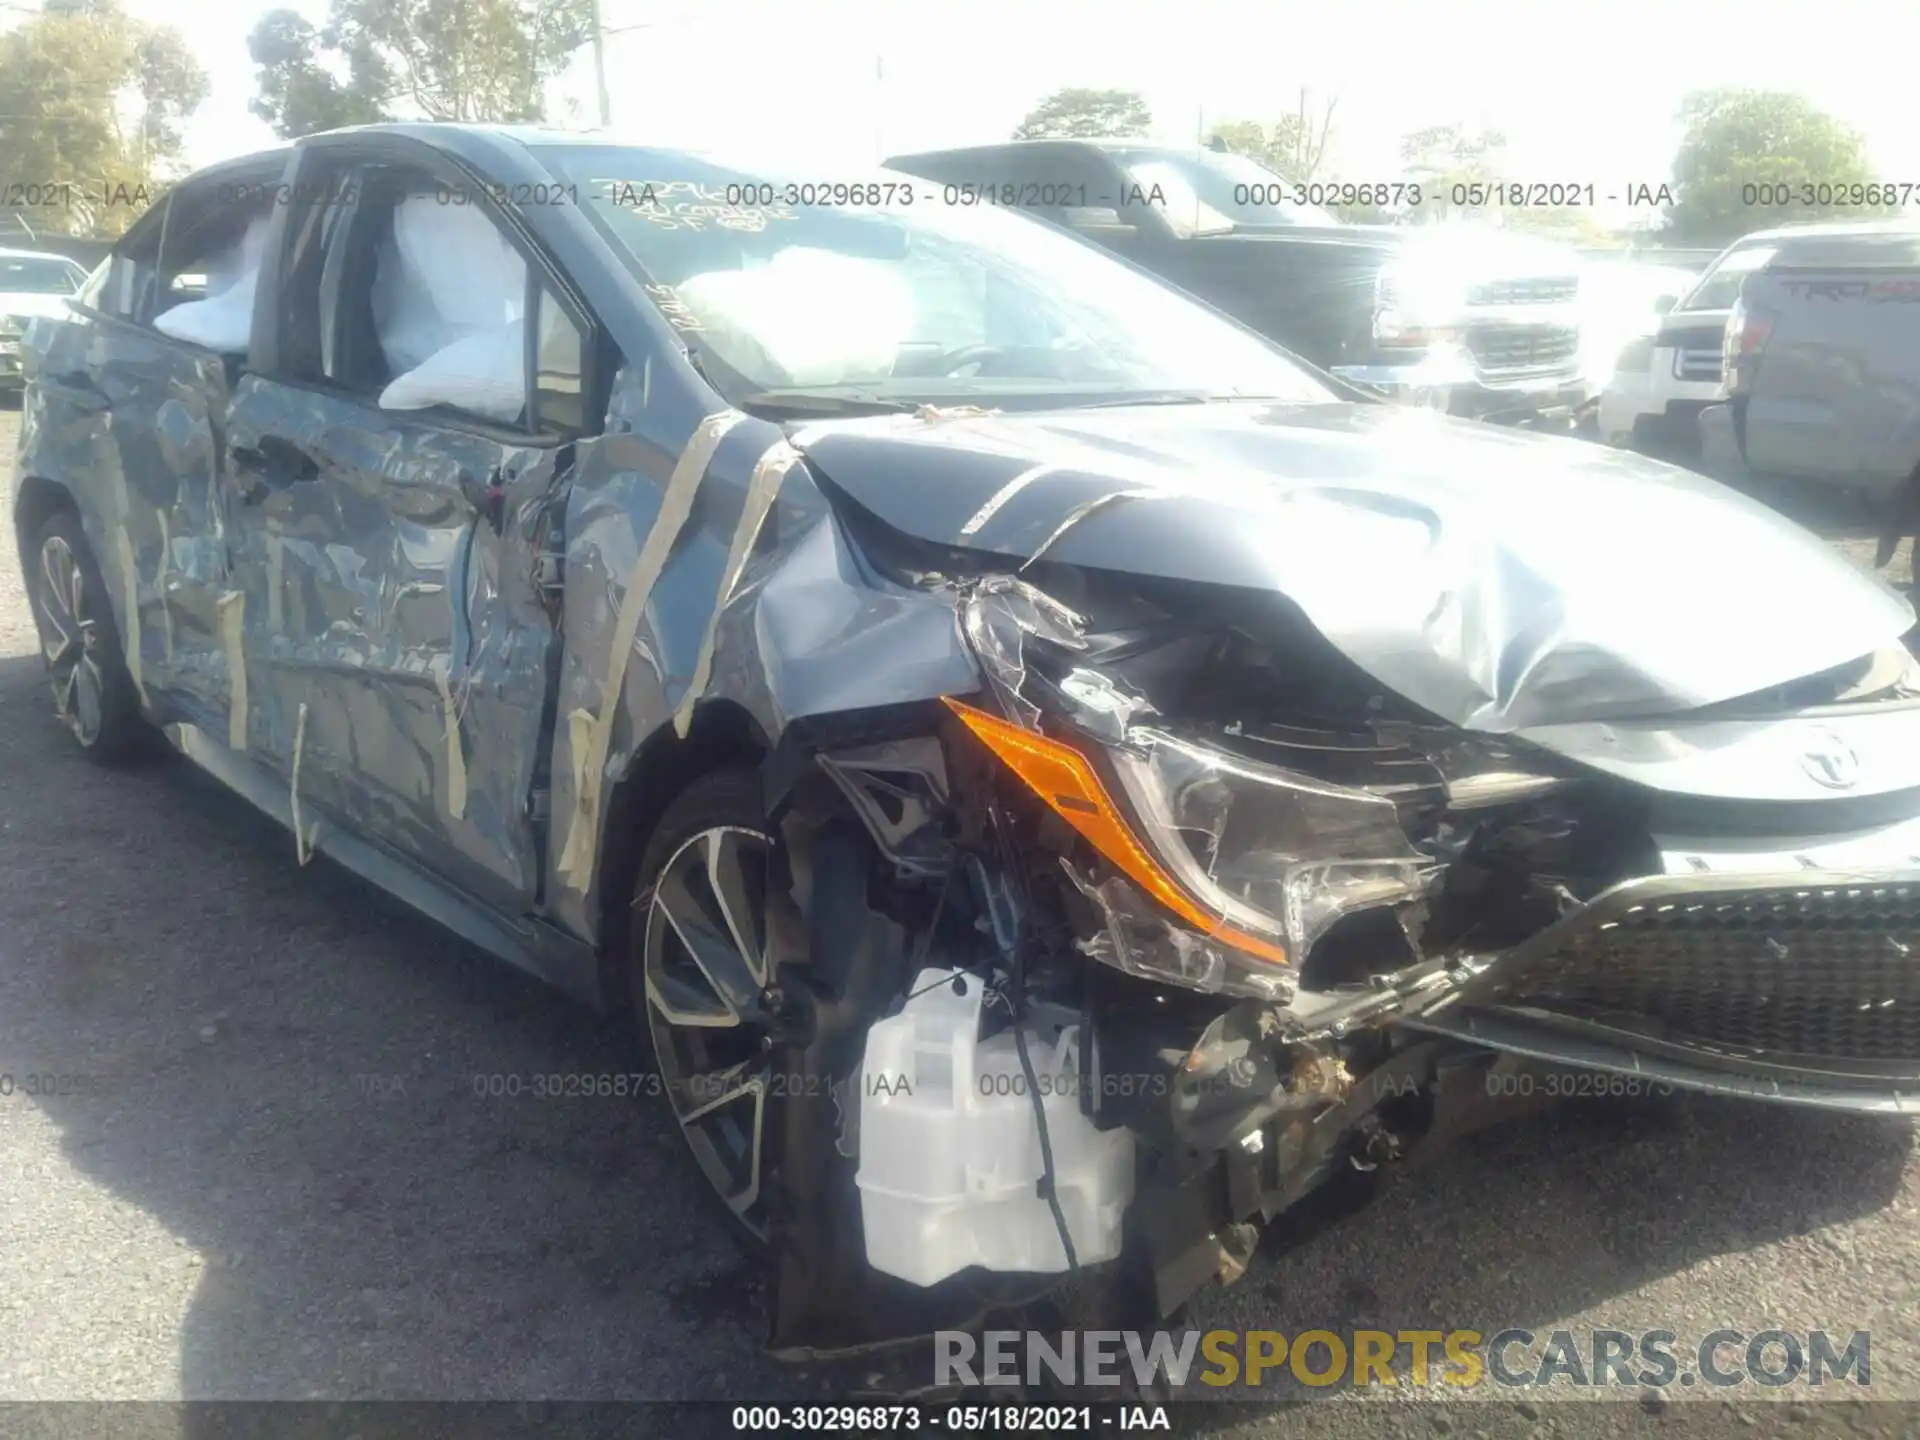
{"left": 885, "top": 139, "right": 1594, "bottom": 425}
{"left": 20, "top": 125, "right": 1920, "bottom": 1368}
{"left": 1597, "top": 234, "right": 1782, "bottom": 460}
{"left": 1698, "top": 222, "right": 1920, "bottom": 543}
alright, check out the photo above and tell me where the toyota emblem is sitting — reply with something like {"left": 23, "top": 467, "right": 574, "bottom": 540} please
{"left": 1800, "top": 728, "right": 1862, "bottom": 790}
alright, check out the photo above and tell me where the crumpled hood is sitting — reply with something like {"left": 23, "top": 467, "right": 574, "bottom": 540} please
{"left": 792, "top": 400, "right": 1915, "bottom": 733}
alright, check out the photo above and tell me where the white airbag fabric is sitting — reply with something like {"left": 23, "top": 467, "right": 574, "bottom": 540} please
{"left": 373, "top": 195, "right": 527, "bottom": 421}
{"left": 153, "top": 213, "right": 272, "bottom": 351}
{"left": 379, "top": 318, "right": 528, "bottom": 418}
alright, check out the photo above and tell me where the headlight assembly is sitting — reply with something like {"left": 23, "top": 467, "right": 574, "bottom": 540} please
{"left": 944, "top": 697, "right": 1440, "bottom": 996}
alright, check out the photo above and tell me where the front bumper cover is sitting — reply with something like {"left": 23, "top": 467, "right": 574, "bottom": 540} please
{"left": 1131, "top": 866, "right": 1920, "bottom": 1318}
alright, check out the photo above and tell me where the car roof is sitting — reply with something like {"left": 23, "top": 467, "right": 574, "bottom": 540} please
{"left": 0, "top": 247, "right": 87, "bottom": 262}
{"left": 888, "top": 137, "right": 1189, "bottom": 163}
{"left": 1740, "top": 218, "right": 1920, "bottom": 243}
{"left": 177, "top": 125, "right": 718, "bottom": 186}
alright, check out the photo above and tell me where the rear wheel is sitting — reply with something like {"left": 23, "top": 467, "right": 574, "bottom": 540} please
{"left": 27, "top": 510, "right": 150, "bottom": 764}
{"left": 630, "top": 769, "right": 781, "bottom": 1248}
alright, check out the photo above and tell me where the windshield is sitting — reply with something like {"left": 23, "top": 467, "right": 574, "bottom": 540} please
{"left": 535, "top": 146, "right": 1336, "bottom": 412}
{"left": 1677, "top": 243, "right": 1778, "bottom": 312}
{"left": 0, "top": 256, "right": 83, "bottom": 294}
{"left": 1106, "top": 147, "right": 1339, "bottom": 233}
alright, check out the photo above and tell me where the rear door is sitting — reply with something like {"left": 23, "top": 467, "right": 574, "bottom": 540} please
{"left": 27, "top": 158, "right": 287, "bottom": 734}
{"left": 222, "top": 138, "right": 593, "bottom": 914}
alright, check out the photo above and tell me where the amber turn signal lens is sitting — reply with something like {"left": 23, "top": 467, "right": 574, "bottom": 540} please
{"left": 942, "top": 697, "right": 1290, "bottom": 966}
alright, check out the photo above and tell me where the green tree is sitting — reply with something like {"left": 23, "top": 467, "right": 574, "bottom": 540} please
{"left": 0, "top": 0, "right": 207, "bottom": 237}
{"left": 248, "top": 0, "right": 593, "bottom": 138}
{"left": 1398, "top": 123, "right": 1507, "bottom": 223}
{"left": 1207, "top": 90, "right": 1339, "bottom": 182}
{"left": 247, "top": 11, "right": 390, "bottom": 138}
{"left": 1012, "top": 88, "right": 1151, "bottom": 141}
{"left": 1663, "top": 88, "right": 1893, "bottom": 245}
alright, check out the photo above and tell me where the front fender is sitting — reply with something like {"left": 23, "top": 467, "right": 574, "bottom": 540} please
{"left": 545, "top": 366, "right": 978, "bottom": 944}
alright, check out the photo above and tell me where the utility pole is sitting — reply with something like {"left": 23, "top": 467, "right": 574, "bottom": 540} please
{"left": 591, "top": 0, "right": 611, "bottom": 127}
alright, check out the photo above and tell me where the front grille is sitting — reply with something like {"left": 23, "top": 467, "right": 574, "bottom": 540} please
{"left": 1674, "top": 347, "right": 1723, "bottom": 383}
{"left": 1465, "top": 276, "right": 1580, "bottom": 306}
{"left": 1502, "top": 881, "right": 1920, "bottom": 1060}
{"left": 1465, "top": 325, "right": 1579, "bottom": 373}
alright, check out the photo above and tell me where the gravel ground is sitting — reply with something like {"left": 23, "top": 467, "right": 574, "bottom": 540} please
{"left": 3, "top": 405, "right": 1919, "bottom": 1435}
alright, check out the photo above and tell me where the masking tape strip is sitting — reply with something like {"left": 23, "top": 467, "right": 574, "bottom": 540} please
{"left": 673, "top": 440, "right": 800, "bottom": 739}
{"left": 556, "top": 705, "right": 595, "bottom": 881}
{"left": 959, "top": 462, "right": 1061, "bottom": 538}
{"left": 266, "top": 534, "right": 284, "bottom": 635}
{"left": 291, "top": 701, "right": 315, "bottom": 866}
{"left": 1018, "top": 488, "right": 1163, "bottom": 573}
{"left": 154, "top": 510, "right": 174, "bottom": 661}
{"left": 114, "top": 529, "right": 146, "bottom": 702}
{"left": 436, "top": 661, "right": 468, "bottom": 820}
{"left": 217, "top": 590, "right": 247, "bottom": 750}
{"left": 557, "top": 409, "right": 748, "bottom": 890}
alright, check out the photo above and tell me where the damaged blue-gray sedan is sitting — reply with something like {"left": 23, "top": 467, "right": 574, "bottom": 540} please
{"left": 16, "top": 124, "right": 1920, "bottom": 1365}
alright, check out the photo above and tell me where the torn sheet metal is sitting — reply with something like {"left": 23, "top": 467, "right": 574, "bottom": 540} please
{"left": 556, "top": 406, "right": 748, "bottom": 891}
{"left": 547, "top": 363, "right": 979, "bottom": 942}
{"left": 672, "top": 438, "right": 802, "bottom": 738}
{"left": 791, "top": 403, "right": 1914, "bottom": 732}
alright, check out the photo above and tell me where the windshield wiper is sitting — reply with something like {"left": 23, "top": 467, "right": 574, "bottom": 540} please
{"left": 1066, "top": 391, "right": 1299, "bottom": 409}
{"left": 739, "top": 388, "right": 922, "bottom": 419}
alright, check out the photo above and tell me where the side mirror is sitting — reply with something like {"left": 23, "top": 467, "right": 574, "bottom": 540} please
{"left": 1652, "top": 293, "right": 1678, "bottom": 316}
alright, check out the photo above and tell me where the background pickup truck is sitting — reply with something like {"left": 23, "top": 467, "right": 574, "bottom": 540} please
{"left": 885, "top": 138, "right": 1595, "bottom": 426}
{"left": 1700, "top": 223, "right": 1920, "bottom": 549}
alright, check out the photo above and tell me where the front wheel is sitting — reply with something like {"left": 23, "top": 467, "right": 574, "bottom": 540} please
{"left": 27, "top": 510, "right": 151, "bottom": 764}
{"left": 630, "top": 769, "right": 782, "bottom": 1249}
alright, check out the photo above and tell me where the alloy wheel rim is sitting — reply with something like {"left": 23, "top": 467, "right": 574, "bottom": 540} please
{"left": 642, "top": 824, "right": 778, "bottom": 1240}
{"left": 38, "top": 535, "right": 105, "bottom": 747}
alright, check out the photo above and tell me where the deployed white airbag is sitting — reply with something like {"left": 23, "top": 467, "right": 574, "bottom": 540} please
{"left": 379, "top": 318, "right": 528, "bottom": 418}
{"left": 674, "top": 247, "right": 912, "bottom": 386}
{"left": 373, "top": 195, "right": 528, "bottom": 422}
{"left": 153, "top": 213, "right": 272, "bottom": 351}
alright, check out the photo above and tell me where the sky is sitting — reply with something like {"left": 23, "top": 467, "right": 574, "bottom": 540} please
{"left": 141, "top": 0, "right": 1920, "bottom": 230}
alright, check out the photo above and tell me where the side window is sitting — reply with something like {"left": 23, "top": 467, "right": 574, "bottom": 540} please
{"left": 531, "top": 282, "right": 584, "bottom": 433}
{"left": 144, "top": 183, "right": 274, "bottom": 353}
{"left": 276, "top": 160, "right": 585, "bottom": 436}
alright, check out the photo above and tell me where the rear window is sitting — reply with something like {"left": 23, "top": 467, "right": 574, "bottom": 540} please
{"left": 0, "top": 256, "right": 84, "bottom": 294}
{"left": 1677, "top": 244, "right": 1777, "bottom": 312}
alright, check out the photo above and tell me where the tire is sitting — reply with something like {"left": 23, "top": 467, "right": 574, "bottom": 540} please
{"left": 628, "top": 768, "right": 781, "bottom": 1251}
{"left": 26, "top": 509, "right": 152, "bottom": 764}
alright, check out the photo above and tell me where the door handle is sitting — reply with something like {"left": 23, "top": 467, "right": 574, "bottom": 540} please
{"left": 47, "top": 371, "right": 109, "bottom": 411}
{"left": 231, "top": 436, "right": 322, "bottom": 502}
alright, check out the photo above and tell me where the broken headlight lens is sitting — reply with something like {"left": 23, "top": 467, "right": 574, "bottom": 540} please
{"left": 948, "top": 694, "right": 1439, "bottom": 999}
{"left": 1105, "top": 728, "right": 1438, "bottom": 972}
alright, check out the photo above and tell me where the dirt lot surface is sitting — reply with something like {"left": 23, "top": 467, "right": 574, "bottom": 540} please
{"left": 3, "top": 405, "right": 1920, "bottom": 1436}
